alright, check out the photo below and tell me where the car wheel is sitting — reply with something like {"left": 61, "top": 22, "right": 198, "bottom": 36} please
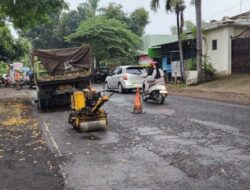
{"left": 118, "top": 83, "right": 124, "bottom": 94}
{"left": 104, "top": 82, "right": 109, "bottom": 90}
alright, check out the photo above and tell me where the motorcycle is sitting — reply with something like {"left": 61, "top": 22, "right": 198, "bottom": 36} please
{"left": 16, "top": 79, "right": 29, "bottom": 90}
{"left": 142, "top": 76, "right": 168, "bottom": 104}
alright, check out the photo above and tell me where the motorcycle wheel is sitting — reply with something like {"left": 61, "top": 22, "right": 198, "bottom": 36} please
{"left": 142, "top": 87, "right": 148, "bottom": 102}
{"left": 155, "top": 93, "right": 165, "bottom": 105}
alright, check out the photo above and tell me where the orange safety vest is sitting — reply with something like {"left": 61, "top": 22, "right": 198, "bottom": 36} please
{"left": 15, "top": 72, "right": 20, "bottom": 81}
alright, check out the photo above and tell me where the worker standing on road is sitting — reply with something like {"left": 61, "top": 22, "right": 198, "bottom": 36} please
{"left": 14, "top": 70, "right": 21, "bottom": 90}
{"left": 144, "top": 61, "right": 165, "bottom": 93}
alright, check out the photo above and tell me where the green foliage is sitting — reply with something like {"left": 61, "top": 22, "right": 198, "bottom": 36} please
{"left": 22, "top": 1, "right": 149, "bottom": 50}
{"left": 0, "top": 62, "right": 7, "bottom": 75}
{"left": 0, "top": 0, "right": 67, "bottom": 29}
{"left": 129, "top": 8, "right": 149, "bottom": 36}
{"left": 21, "top": 14, "right": 68, "bottom": 49}
{"left": 203, "top": 63, "right": 216, "bottom": 75}
{"left": 0, "top": 25, "right": 30, "bottom": 62}
{"left": 77, "top": 0, "right": 100, "bottom": 19}
{"left": 202, "top": 55, "right": 216, "bottom": 81}
{"left": 170, "top": 20, "right": 196, "bottom": 35}
{"left": 184, "top": 20, "right": 195, "bottom": 32}
{"left": 100, "top": 3, "right": 149, "bottom": 36}
{"left": 66, "top": 16, "right": 141, "bottom": 65}
{"left": 0, "top": 25, "right": 15, "bottom": 60}
{"left": 100, "top": 3, "right": 127, "bottom": 23}
{"left": 186, "top": 59, "right": 197, "bottom": 70}
{"left": 13, "top": 38, "right": 31, "bottom": 60}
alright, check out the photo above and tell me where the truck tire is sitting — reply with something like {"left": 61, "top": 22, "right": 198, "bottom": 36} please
{"left": 37, "top": 98, "right": 51, "bottom": 110}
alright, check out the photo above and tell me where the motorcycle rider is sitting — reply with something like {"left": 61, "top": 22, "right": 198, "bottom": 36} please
{"left": 144, "top": 60, "right": 164, "bottom": 94}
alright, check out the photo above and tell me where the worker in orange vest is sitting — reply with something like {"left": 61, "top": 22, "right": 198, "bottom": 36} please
{"left": 14, "top": 70, "right": 21, "bottom": 90}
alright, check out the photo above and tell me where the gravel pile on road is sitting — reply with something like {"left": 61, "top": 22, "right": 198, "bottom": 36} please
{"left": 0, "top": 97, "right": 64, "bottom": 190}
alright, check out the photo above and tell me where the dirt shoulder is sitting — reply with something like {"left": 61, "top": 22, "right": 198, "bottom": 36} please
{"left": 168, "top": 87, "right": 250, "bottom": 106}
{"left": 0, "top": 88, "right": 64, "bottom": 190}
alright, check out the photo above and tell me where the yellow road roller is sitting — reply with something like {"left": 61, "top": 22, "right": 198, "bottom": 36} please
{"left": 68, "top": 88, "right": 113, "bottom": 132}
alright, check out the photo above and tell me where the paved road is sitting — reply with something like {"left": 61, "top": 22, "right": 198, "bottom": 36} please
{"left": 34, "top": 85, "right": 250, "bottom": 190}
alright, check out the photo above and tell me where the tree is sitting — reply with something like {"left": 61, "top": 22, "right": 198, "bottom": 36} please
{"left": 0, "top": 25, "right": 15, "bottom": 61}
{"left": 100, "top": 3, "right": 149, "bottom": 36}
{"left": 21, "top": 9, "right": 85, "bottom": 49}
{"left": 0, "top": 0, "right": 67, "bottom": 29}
{"left": 184, "top": 20, "right": 195, "bottom": 32}
{"left": 170, "top": 26, "right": 177, "bottom": 35}
{"left": 21, "top": 14, "right": 65, "bottom": 49}
{"left": 0, "top": 25, "right": 31, "bottom": 65}
{"left": 77, "top": 0, "right": 100, "bottom": 19}
{"left": 129, "top": 8, "right": 149, "bottom": 36}
{"left": 151, "top": 0, "right": 186, "bottom": 81}
{"left": 192, "top": 0, "right": 203, "bottom": 83}
{"left": 170, "top": 20, "right": 195, "bottom": 35}
{"left": 99, "top": 3, "right": 127, "bottom": 22}
{"left": 66, "top": 16, "right": 141, "bottom": 66}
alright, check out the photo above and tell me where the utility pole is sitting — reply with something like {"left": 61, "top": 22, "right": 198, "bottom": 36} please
{"left": 240, "top": 0, "right": 243, "bottom": 13}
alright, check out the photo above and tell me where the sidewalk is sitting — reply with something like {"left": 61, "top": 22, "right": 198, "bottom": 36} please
{"left": 168, "top": 74, "right": 250, "bottom": 106}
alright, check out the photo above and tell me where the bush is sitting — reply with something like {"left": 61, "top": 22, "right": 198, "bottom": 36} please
{"left": 186, "top": 59, "right": 197, "bottom": 70}
{"left": 202, "top": 55, "right": 216, "bottom": 81}
{"left": 203, "top": 63, "right": 216, "bottom": 75}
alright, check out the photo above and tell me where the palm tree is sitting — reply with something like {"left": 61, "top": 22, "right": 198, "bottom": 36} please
{"left": 151, "top": 0, "right": 186, "bottom": 81}
{"left": 78, "top": 0, "right": 100, "bottom": 18}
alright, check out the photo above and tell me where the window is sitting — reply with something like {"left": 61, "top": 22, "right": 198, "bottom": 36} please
{"left": 212, "top": 40, "right": 217, "bottom": 50}
{"left": 116, "top": 68, "right": 123, "bottom": 75}
{"left": 126, "top": 67, "right": 146, "bottom": 75}
{"left": 111, "top": 68, "right": 118, "bottom": 75}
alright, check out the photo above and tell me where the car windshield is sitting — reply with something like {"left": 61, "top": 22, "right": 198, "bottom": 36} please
{"left": 126, "top": 67, "right": 145, "bottom": 75}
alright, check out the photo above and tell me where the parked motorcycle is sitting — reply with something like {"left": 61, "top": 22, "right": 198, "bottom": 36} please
{"left": 142, "top": 76, "right": 168, "bottom": 104}
{"left": 16, "top": 79, "right": 29, "bottom": 90}
{"left": 0, "top": 77, "right": 6, "bottom": 88}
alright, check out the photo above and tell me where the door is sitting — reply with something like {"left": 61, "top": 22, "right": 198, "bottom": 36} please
{"left": 107, "top": 68, "right": 118, "bottom": 88}
{"left": 113, "top": 68, "right": 123, "bottom": 88}
{"left": 232, "top": 37, "right": 250, "bottom": 73}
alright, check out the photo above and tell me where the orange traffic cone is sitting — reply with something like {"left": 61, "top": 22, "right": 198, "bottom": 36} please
{"left": 132, "top": 87, "right": 143, "bottom": 114}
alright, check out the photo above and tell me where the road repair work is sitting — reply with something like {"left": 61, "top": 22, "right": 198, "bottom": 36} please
{"left": 0, "top": 85, "right": 249, "bottom": 190}
{"left": 1, "top": 1, "right": 250, "bottom": 190}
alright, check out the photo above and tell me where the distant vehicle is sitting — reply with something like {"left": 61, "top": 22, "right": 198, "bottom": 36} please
{"left": 92, "top": 67, "right": 109, "bottom": 83}
{"left": 105, "top": 65, "right": 146, "bottom": 93}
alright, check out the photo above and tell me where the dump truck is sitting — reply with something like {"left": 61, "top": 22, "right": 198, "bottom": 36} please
{"left": 31, "top": 45, "right": 92, "bottom": 110}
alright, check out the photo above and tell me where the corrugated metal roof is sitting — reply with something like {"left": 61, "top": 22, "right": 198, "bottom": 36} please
{"left": 139, "top": 34, "right": 178, "bottom": 55}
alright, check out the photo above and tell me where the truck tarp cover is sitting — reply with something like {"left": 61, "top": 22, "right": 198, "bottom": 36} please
{"left": 32, "top": 45, "right": 91, "bottom": 75}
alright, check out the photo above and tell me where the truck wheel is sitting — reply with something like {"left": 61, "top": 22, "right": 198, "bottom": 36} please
{"left": 37, "top": 98, "right": 49, "bottom": 110}
{"left": 37, "top": 99, "right": 44, "bottom": 110}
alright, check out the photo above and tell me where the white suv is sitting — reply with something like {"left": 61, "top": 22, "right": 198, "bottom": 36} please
{"left": 105, "top": 65, "right": 146, "bottom": 93}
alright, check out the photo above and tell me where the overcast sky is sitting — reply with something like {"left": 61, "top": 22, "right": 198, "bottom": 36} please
{"left": 66, "top": 0, "right": 250, "bottom": 35}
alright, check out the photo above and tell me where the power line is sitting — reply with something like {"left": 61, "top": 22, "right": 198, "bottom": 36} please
{"left": 209, "top": 0, "right": 250, "bottom": 18}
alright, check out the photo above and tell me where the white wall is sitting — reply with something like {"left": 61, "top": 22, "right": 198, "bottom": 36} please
{"left": 203, "top": 27, "right": 232, "bottom": 75}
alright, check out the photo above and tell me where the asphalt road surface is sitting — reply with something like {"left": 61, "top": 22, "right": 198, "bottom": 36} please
{"left": 34, "top": 84, "right": 250, "bottom": 190}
